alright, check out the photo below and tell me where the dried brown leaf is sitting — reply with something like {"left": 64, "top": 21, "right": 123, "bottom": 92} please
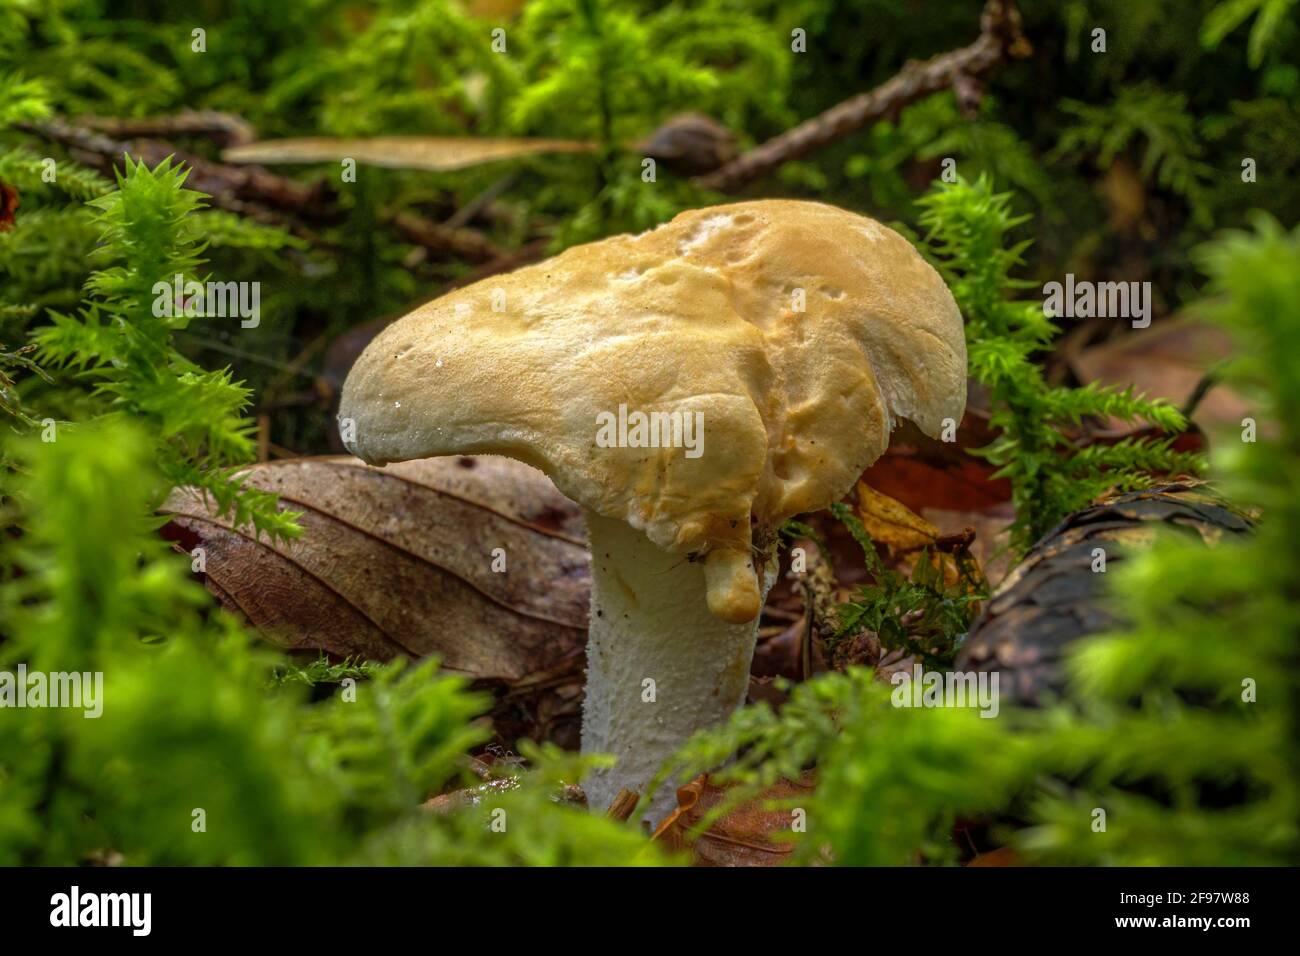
{"left": 650, "top": 774, "right": 814, "bottom": 867}
{"left": 160, "top": 455, "right": 588, "bottom": 682}
{"left": 1070, "top": 317, "right": 1246, "bottom": 431}
{"left": 854, "top": 479, "right": 941, "bottom": 550}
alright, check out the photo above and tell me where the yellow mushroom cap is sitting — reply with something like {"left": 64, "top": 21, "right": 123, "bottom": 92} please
{"left": 339, "top": 200, "right": 967, "bottom": 618}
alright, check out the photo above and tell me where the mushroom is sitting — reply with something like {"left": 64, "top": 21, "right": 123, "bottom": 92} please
{"left": 338, "top": 200, "right": 967, "bottom": 822}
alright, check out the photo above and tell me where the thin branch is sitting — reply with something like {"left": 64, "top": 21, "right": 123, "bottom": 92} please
{"left": 20, "top": 117, "right": 331, "bottom": 216}
{"left": 17, "top": 119, "right": 502, "bottom": 263}
{"left": 72, "top": 110, "right": 258, "bottom": 149}
{"left": 694, "top": 0, "right": 1030, "bottom": 193}
{"left": 1181, "top": 371, "right": 1219, "bottom": 419}
{"left": 387, "top": 210, "right": 502, "bottom": 264}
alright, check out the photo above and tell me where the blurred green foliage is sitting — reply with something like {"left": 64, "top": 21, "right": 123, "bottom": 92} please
{"left": 918, "top": 175, "right": 1202, "bottom": 553}
{"left": 0, "top": 421, "right": 668, "bottom": 865}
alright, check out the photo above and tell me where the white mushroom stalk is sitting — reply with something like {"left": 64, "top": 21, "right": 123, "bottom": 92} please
{"left": 580, "top": 511, "right": 776, "bottom": 823}
{"left": 338, "top": 199, "right": 967, "bottom": 827}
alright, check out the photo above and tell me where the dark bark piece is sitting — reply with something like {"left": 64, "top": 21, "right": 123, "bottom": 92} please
{"left": 955, "top": 482, "right": 1254, "bottom": 706}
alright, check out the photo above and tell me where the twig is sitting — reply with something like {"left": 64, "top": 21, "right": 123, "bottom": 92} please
{"left": 20, "top": 118, "right": 332, "bottom": 217}
{"left": 694, "top": 0, "right": 1030, "bottom": 193}
{"left": 178, "top": 333, "right": 319, "bottom": 375}
{"left": 18, "top": 119, "right": 502, "bottom": 263}
{"left": 1181, "top": 371, "right": 1219, "bottom": 419}
{"left": 255, "top": 391, "right": 325, "bottom": 413}
{"left": 265, "top": 329, "right": 334, "bottom": 395}
{"left": 73, "top": 110, "right": 257, "bottom": 149}
{"left": 387, "top": 210, "right": 502, "bottom": 264}
{"left": 444, "top": 173, "right": 517, "bottom": 230}
{"left": 256, "top": 413, "right": 270, "bottom": 463}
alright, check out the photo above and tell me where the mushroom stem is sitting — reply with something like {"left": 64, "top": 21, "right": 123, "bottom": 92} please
{"left": 580, "top": 510, "right": 775, "bottom": 825}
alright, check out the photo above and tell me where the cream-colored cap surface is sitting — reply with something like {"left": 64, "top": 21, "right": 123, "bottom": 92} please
{"left": 340, "top": 200, "right": 966, "bottom": 565}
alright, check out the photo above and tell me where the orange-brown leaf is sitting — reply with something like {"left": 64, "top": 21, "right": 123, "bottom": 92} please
{"left": 651, "top": 774, "right": 814, "bottom": 867}
{"left": 854, "top": 479, "right": 940, "bottom": 550}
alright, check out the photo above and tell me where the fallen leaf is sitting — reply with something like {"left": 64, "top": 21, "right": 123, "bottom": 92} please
{"left": 853, "top": 480, "right": 940, "bottom": 550}
{"left": 764, "top": 408, "right": 1011, "bottom": 643}
{"left": 604, "top": 789, "right": 639, "bottom": 821}
{"left": 224, "top": 136, "right": 596, "bottom": 172}
{"left": 651, "top": 774, "right": 814, "bottom": 867}
{"left": 160, "top": 455, "right": 589, "bottom": 682}
{"left": 852, "top": 479, "right": 990, "bottom": 609}
{"left": 1069, "top": 317, "right": 1247, "bottom": 432}
{"left": 859, "top": 411, "right": 1012, "bottom": 514}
